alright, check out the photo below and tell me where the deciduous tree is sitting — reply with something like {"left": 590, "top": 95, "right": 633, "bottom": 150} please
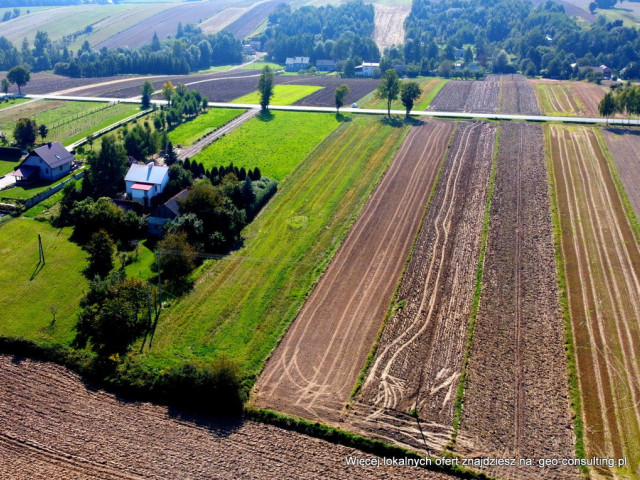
{"left": 141, "top": 81, "right": 154, "bottom": 109}
{"left": 257, "top": 65, "right": 274, "bottom": 111}
{"left": 376, "top": 69, "right": 400, "bottom": 118}
{"left": 13, "top": 117, "right": 36, "bottom": 148}
{"left": 400, "top": 81, "right": 422, "bottom": 119}
{"left": 7, "top": 65, "right": 30, "bottom": 94}
{"left": 334, "top": 84, "right": 350, "bottom": 113}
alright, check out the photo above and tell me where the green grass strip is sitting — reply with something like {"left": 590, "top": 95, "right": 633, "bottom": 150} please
{"left": 449, "top": 122, "right": 499, "bottom": 448}
{"left": 544, "top": 124, "right": 587, "bottom": 471}
{"left": 245, "top": 407, "right": 495, "bottom": 480}
{"left": 593, "top": 127, "right": 640, "bottom": 245}
{"left": 350, "top": 121, "right": 458, "bottom": 401}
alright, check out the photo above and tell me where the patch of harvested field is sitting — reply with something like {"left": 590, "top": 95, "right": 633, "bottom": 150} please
{"left": 550, "top": 124, "right": 640, "bottom": 477}
{"left": 532, "top": 80, "right": 606, "bottom": 116}
{"left": 200, "top": 6, "right": 251, "bottom": 34}
{"left": 602, "top": 128, "right": 640, "bottom": 220}
{"left": 427, "top": 80, "right": 473, "bottom": 112}
{"left": 457, "top": 122, "right": 576, "bottom": 480}
{"left": 463, "top": 76, "right": 500, "bottom": 113}
{"left": 349, "top": 121, "right": 497, "bottom": 454}
{"left": 572, "top": 82, "right": 607, "bottom": 117}
{"left": 498, "top": 74, "right": 541, "bottom": 115}
{"left": 224, "top": 0, "right": 285, "bottom": 39}
{"left": 529, "top": 0, "right": 596, "bottom": 22}
{"left": 0, "top": 355, "right": 450, "bottom": 480}
{"left": 373, "top": 4, "right": 411, "bottom": 50}
{"left": 254, "top": 120, "right": 456, "bottom": 422}
{"left": 95, "top": 1, "right": 232, "bottom": 49}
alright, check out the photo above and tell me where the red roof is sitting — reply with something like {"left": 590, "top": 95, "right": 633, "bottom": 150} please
{"left": 131, "top": 182, "right": 153, "bottom": 191}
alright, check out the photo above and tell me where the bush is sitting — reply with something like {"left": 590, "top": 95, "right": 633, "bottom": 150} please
{"left": 0, "top": 146, "right": 22, "bottom": 160}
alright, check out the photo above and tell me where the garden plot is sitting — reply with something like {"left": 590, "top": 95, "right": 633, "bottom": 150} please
{"left": 499, "top": 74, "right": 541, "bottom": 115}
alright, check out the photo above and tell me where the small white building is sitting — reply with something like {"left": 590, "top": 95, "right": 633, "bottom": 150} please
{"left": 355, "top": 62, "right": 380, "bottom": 77}
{"left": 285, "top": 56, "right": 310, "bottom": 71}
{"left": 124, "top": 163, "right": 169, "bottom": 207}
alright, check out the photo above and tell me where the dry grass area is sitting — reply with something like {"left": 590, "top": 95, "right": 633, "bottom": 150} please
{"left": 532, "top": 79, "right": 606, "bottom": 116}
{"left": 373, "top": 4, "right": 411, "bottom": 50}
{"left": 550, "top": 124, "right": 640, "bottom": 478}
{"left": 0, "top": 354, "right": 449, "bottom": 480}
{"left": 254, "top": 120, "right": 455, "bottom": 422}
{"left": 457, "top": 122, "right": 576, "bottom": 480}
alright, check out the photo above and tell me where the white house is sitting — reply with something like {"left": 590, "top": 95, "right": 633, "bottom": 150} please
{"left": 355, "top": 62, "right": 380, "bottom": 77}
{"left": 124, "top": 163, "right": 169, "bottom": 207}
{"left": 285, "top": 56, "right": 310, "bottom": 72}
{"left": 11, "top": 142, "right": 73, "bottom": 184}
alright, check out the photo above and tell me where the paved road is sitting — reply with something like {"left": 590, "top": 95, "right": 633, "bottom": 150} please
{"left": 9, "top": 93, "right": 638, "bottom": 126}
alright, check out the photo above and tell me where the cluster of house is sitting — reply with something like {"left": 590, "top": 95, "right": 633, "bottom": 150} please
{"left": 571, "top": 63, "right": 612, "bottom": 80}
{"left": 11, "top": 141, "right": 181, "bottom": 236}
{"left": 285, "top": 57, "right": 384, "bottom": 77}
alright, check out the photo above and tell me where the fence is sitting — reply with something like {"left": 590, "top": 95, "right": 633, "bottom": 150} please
{"left": 24, "top": 170, "right": 85, "bottom": 209}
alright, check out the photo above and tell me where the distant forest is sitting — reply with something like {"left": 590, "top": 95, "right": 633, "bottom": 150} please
{"left": 0, "top": 25, "right": 242, "bottom": 77}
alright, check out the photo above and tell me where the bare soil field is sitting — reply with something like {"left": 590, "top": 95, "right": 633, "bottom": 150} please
{"left": 532, "top": 79, "right": 606, "bottom": 116}
{"left": 0, "top": 354, "right": 449, "bottom": 480}
{"left": 499, "top": 74, "right": 541, "bottom": 115}
{"left": 200, "top": 6, "right": 251, "bottom": 34}
{"left": 373, "top": 4, "right": 411, "bottom": 50}
{"left": 550, "top": 125, "right": 640, "bottom": 477}
{"left": 350, "top": 121, "right": 497, "bottom": 454}
{"left": 285, "top": 77, "right": 379, "bottom": 107}
{"left": 602, "top": 128, "right": 640, "bottom": 220}
{"left": 224, "top": 0, "right": 285, "bottom": 39}
{"left": 457, "top": 122, "right": 576, "bottom": 480}
{"left": 254, "top": 120, "right": 456, "bottom": 422}
{"left": 464, "top": 76, "right": 500, "bottom": 114}
{"left": 529, "top": 0, "right": 596, "bottom": 21}
{"left": 95, "top": 1, "right": 233, "bottom": 49}
{"left": 427, "top": 81, "right": 473, "bottom": 112}
{"left": 6, "top": 72, "right": 134, "bottom": 95}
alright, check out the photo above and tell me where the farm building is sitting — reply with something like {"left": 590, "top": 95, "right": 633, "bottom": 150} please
{"left": 147, "top": 188, "right": 189, "bottom": 236}
{"left": 355, "top": 62, "right": 380, "bottom": 77}
{"left": 285, "top": 57, "right": 310, "bottom": 71}
{"left": 11, "top": 142, "right": 74, "bottom": 184}
{"left": 316, "top": 59, "right": 336, "bottom": 72}
{"left": 124, "top": 163, "right": 169, "bottom": 207}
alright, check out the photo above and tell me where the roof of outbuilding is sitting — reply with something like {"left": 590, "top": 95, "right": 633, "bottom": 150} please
{"left": 29, "top": 142, "right": 74, "bottom": 169}
{"left": 125, "top": 163, "right": 169, "bottom": 185}
{"left": 149, "top": 188, "right": 189, "bottom": 220}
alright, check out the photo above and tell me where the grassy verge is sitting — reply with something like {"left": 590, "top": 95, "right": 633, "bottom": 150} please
{"left": 167, "top": 108, "right": 246, "bottom": 146}
{"left": 0, "top": 97, "right": 30, "bottom": 110}
{"left": 0, "top": 158, "right": 21, "bottom": 177}
{"left": 359, "top": 78, "right": 448, "bottom": 110}
{"left": 1, "top": 169, "right": 80, "bottom": 201}
{"left": 140, "top": 116, "right": 408, "bottom": 391}
{"left": 193, "top": 110, "right": 341, "bottom": 180}
{"left": 594, "top": 127, "right": 640, "bottom": 245}
{"left": 231, "top": 85, "right": 323, "bottom": 105}
{"left": 449, "top": 123, "right": 499, "bottom": 447}
{"left": 544, "top": 124, "right": 587, "bottom": 470}
{"left": 350, "top": 121, "right": 458, "bottom": 400}
{"left": 0, "top": 217, "right": 88, "bottom": 345}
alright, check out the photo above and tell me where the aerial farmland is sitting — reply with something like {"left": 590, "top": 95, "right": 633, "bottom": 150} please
{"left": 2, "top": 0, "right": 640, "bottom": 478}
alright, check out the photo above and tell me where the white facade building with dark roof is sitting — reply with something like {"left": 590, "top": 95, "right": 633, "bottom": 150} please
{"left": 12, "top": 142, "right": 74, "bottom": 184}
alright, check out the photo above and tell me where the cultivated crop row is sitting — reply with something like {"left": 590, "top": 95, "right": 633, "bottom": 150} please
{"left": 498, "top": 74, "right": 540, "bottom": 115}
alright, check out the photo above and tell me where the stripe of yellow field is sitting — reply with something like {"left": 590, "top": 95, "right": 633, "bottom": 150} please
{"left": 230, "top": 85, "right": 324, "bottom": 105}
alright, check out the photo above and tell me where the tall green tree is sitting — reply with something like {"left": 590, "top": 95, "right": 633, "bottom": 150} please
{"left": 162, "top": 81, "right": 175, "bottom": 106}
{"left": 86, "top": 229, "right": 115, "bottom": 278}
{"left": 334, "top": 84, "right": 350, "bottom": 113}
{"left": 83, "top": 135, "right": 128, "bottom": 198}
{"left": 599, "top": 91, "right": 616, "bottom": 124}
{"left": 7, "top": 66, "right": 30, "bottom": 94}
{"left": 376, "top": 69, "right": 400, "bottom": 118}
{"left": 400, "top": 81, "right": 422, "bottom": 119}
{"left": 257, "top": 65, "right": 274, "bottom": 111}
{"left": 38, "top": 124, "right": 48, "bottom": 142}
{"left": 141, "top": 81, "right": 154, "bottom": 109}
{"left": 13, "top": 117, "right": 36, "bottom": 148}
{"left": 156, "top": 231, "right": 197, "bottom": 284}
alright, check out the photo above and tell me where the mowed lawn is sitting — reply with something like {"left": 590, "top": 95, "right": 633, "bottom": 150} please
{"left": 167, "top": 108, "right": 246, "bottom": 146}
{"left": 231, "top": 85, "right": 323, "bottom": 105}
{"left": 144, "top": 116, "right": 409, "bottom": 382}
{"left": 0, "top": 158, "right": 21, "bottom": 177}
{"left": 0, "top": 218, "right": 87, "bottom": 345}
{"left": 193, "top": 111, "right": 340, "bottom": 180}
{"left": 360, "top": 78, "right": 448, "bottom": 110}
{"left": 0, "top": 98, "right": 31, "bottom": 110}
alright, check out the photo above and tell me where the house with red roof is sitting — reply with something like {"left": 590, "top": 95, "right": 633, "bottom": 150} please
{"left": 124, "top": 163, "right": 170, "bottom": 207}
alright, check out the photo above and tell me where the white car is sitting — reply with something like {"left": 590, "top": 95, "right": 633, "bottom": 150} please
{"left": 351, "top": 103, "right": 358, "bottom": 108}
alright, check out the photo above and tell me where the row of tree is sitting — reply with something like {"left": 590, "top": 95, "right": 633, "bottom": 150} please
{"left": 599, "top": 84, "right": 640, "bottom": 121}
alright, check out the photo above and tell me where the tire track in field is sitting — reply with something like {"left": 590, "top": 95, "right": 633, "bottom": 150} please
{"left": 351, "top": 121, "right": 495, "bottom": 453}
{"left": 254, "top": 120, "right": 455, "bottom": 421}
{"left": 552, "top": 125, "right": 640, "bottom": 475}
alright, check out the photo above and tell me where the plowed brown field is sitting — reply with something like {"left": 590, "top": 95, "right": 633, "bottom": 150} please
{"left": 0, "top": 355, "right": 450, "bottom": 480}
{"left": 551, "top": 125, "right": 640, "bottom": 478}
{"left": 351, "top": 121, "right": 497, "bottom": 453}
{"left": 224, "top": 0, "right": 284, "bottom": 39}
{"left": 457, "top": 122, "right": 576, "bottom": 480}
{"left": 373, "top": 4, "right": 411, "bottom": 50}
{"left": 499, "top": 74, "right": 540, "bottom": 115}
{"left": 427, "top": 81, "right": 473, "bottom": 112}
{"left": 602, "top": 128, "right": 640, "bottom": 219}
{"left": 254, "top": 120, "right": 456, "bottom": 422}
{"left": 428, "top": 80, "right": 499, "bottom": 113}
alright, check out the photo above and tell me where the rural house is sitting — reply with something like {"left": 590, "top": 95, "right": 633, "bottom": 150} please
{"left": 316, "top": 59, "right": 336, "bottom": 72}
{"left": 11, "top": 142, "right": 74, "bottom": 184}
{"left": 147, "top": 188, "right": 189, "bottom": 236}
{"left": 124, "top": 163, "right": 169, "bottom": 207}
{"left": 285, "top": 56, "right": 310, "bottom": 71}
{"left": 355, "top": 62, "right": 380, "bottom": 77}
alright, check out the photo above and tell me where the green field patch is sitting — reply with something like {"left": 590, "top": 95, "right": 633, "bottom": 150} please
{"left": 359, "top": 78, "right": 448, "bottom": 111}
{"left": 167, "top": 108, "right": 245, "bottom": 146}
{"left": 0, "top": 98, "right": 30, "bottom": 110}
{"left": 193, "top": 111, "right": 340, "bottom": 180}
{"left": 0, "top": 218, "right": 87, "bottom": 345}
{"left": 123, "top": 241, "right": 156, "bottom": 282}
{"left": 141, "top": 115, "right": 409, "bottom": 383}
{"left": 0, "top": 158, "right": 21, "bottom": 177}
{"left": 231, "top": 85, "right": 323, "bottom": 106}
{"left": 243, "top": 61, "right": 284, "bottom": 71}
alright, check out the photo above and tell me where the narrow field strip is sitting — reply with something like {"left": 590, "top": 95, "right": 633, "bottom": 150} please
{"left": 349, "top": 121, "right": 497, "bottom": 454}
{"left": 457, "top": 122, "right": 576, "bottom": 480}
{"left": 253, "top": 120, "right": 455, "bottom": 422}
{"left": 231, "top": 85, "right": 324, "bottom": 106}
{"left": 167, "top": 108, "right": 245, "bottom": 146}
{"left": 144, "top": 116, "right": 408, "bottom": 383}
{"left": 551, "top": 125, "right": 640, "bottom": 478}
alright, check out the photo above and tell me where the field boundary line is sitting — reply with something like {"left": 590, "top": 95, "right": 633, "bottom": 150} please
{"left": 545, "top": 124, "right": 587, "bottom": 471}
{"left": 349, "top": 121, "right": 459, "bottom": 402}
{"left": 245, "top": 407, "right": 495, "bottom": 480}
{"left": 448, "top": 122, "right": 499, "bottom": 449}
{"left": 594, "top": 127, "right": 640, "bottom": 245}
